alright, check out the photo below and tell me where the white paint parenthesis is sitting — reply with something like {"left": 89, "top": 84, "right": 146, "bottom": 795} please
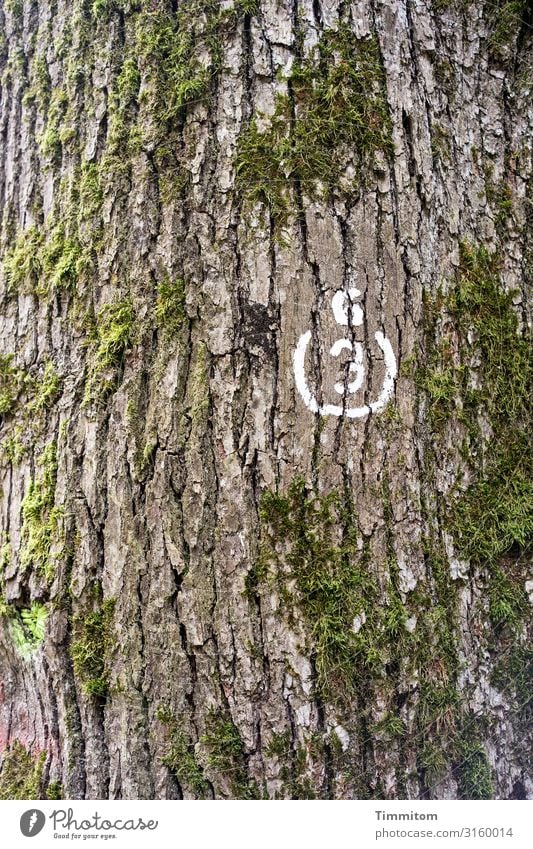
{"left": 368, "top": 331, "right": 397, "bottom": 413}
{"left": 293, "top": 329, "right": 397, "bottom": 419}
{"left": 293, "top": 330, "right": 319, "bottom": 413}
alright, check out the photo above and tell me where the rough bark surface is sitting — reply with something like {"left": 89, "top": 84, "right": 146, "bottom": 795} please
{"left": 0, "top": 0, "right": 531, "bottom": 800}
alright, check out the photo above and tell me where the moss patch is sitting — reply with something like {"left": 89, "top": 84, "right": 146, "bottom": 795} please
{"left": 2, "top": 226, "right": 43, "bottom": 294}
{"left": 38, "top": 224, "right": 83, "bottom": 295}
{"left": 155, "top": 276, "right": 187, "bottom": 335}
{"left": 491, "top": 645, "right": 532, "bottom": 720}
{"left": 20, "top": 442, "right": 64, "bottom": 583}
{"left": 70, "top": 591, "right": 116, "bottom": 697}
{"left": 257, "top": 479, "right": 421, "bottom": 702}
{"left": 413, "top": 242, "right": 530, "bottom": 795}
{"left": 3, "top": 216, "right": 93, "bottom": 300}
{"left": 0, "top": 354, "right": 29, "bottom": 417}
{"left": 418, "top": 244, "right": 531, "bottom": 568}
{"left": 201, "top": 710, "right": 259, "bottom": 799}
{"left": 9, "top": 603, "right": 48, "bottom": 657}
{"left": 28, "top": 361, "right": 62, "bottom": 415}
{"left": 0, "top": 738, "right": 62, "bottom": 800}
{"left": 156, "top": 706, "right": 209, "bottom": 798}
{"left": 488, "top": 1, "right": 528, "bottom": 62}
{"left": 135, "top": 0, "right": 256, "bottom": 133}
{"left": 236, "top": 25, "right": 392, "bottom": 227}
{"left": 83, "top": 299, "right": 135, "bottom": 406}
{"left": 454, "top": 723, "right": 494, "bottom": 800}
{"left": 0, "top": 741, "right": 45, "bottom": 800}
{"left": 265, "top": 731, "right": 322, "bottom": 799}
{"left": 39, "top": 88, "right": 68, "bottom": 162}
{"left": 256, "top": 477, "right": 481, "bottom": 794}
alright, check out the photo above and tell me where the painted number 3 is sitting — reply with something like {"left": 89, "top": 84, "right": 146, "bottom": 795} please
{"left": 293, "top": 289, "right": 397, "bottom": 419}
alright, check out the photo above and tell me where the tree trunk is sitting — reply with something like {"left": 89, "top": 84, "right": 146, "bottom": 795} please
{"left": 0, "top": 0, "right": 531, "bottom": 800}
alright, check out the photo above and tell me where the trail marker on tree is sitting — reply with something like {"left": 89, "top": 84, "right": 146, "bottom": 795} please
{"left": 293, "top": 288, "right": 397, "bottom": 418}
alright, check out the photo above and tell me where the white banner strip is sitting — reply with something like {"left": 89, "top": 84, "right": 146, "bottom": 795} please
{"left": 1, "top": 799, "right": 531, "bottom": 849}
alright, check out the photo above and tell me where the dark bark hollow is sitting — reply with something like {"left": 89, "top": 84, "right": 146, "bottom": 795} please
{"left": 0, "top": 0, "right": 531, "bottom": 799}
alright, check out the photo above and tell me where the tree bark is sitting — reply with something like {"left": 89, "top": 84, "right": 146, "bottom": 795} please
{"left": 0, "top": 0, "right": 531, "bottom": 800}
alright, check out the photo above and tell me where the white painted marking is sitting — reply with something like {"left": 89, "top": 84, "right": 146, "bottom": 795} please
{"left": 332, "top": 339, "right": 364, "bottom": 395}
{"left": 293, "top": 289, "right": 397, "bottom": 420}
{"left": 331, "top": 288, "right": 363, "bottom": 326}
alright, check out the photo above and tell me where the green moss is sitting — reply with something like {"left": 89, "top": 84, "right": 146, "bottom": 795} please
{"left": 100, "top": 49, "right": 142, "bottom": 177}
{"left": 259, "top": 481, "right": 363, "bottom": 696}
{"left": 202, "top": 710, "right": 259, "bottom": 799}
{"left": 3, "top": 166, "right": 103, "bottom": 299}
{"left": 2, "top": 226, "right": 43, "bottom": 294}
{"left": 135, "top": 1, "right": 242, "bottom": 128}
{"left": 3, "top": 216, "right": 87, "bottom": 299}
{"left": 413, "top": 242, "right": 530, "bottom": 791}
{"left": 157, "top": 163, "right": 189, "bottom": 205}
{"left": 79, "top": 161, "right": 104, "bottom": 224}
{"left": 9, "top": 603, "right": 48, "bottom": 657}
{"left": 39, "top": 224, "right": 83, "bottom": 294}
{"left": 280, "top": 750, "right": 319, "bottom": 799}
{"left": 20, "top": 442, "right": 64, "bottom": 583}
{"left": 431, "top": 0, "right": 454, "bottom": 10}
{"left": 257, "top": 470, "right": 470, "bottom": 793}
{"left": 454, "top": 728, "right": 493, "bottom": 800}
{"left": 83, "top": 299, "right": 135, "bottom": 406}
{"left": 267, "top": 733, "right": 325, "bottom": 800}
{"left": 416, "top": 670, "right": 470, "bottom": 796}
{"left": 418, "top": 677, "right": 460, "bottom": 738}
{"left": 488, "top": 566, "right": 528, "bottom": 631}
{"left": 431, "top": 122, "right": 451, "bottom": 163}
{"left": 0, "top": 354, "right": 29, "bottom": 417}
{"left": 23, "top": 54, "right": 52, "bottom": 111}
{"left": 236, "top": 25, "right": 392, "bottom": 227}
{"left": 451, "top": 449, "right": 531, "bottom": 567}
{"left": 70, "top": 594, "right": 116, "bottom": 697}
{"left": 1, "top": 425, "right": 26, "bottom": 464}
{"left": 91, "top": 0, "right": 112, "bottom": 18}
{"left": 156, "top": 706, "right": 209, "bottom": 797}
{"left": 258, "top": 479, "right": 420, "bottom": 701}
{"left": 419, "top": 740, "right": 448, "bottom": 786}
{"left": 488, "top": 1, "right": 528, "bottom": 61}
{"left": 491, "top": 645, "right": 532, "bottom": 718}
{"left": 266, "top": 730, "right": 292, "bottom": 759}
{"left": 39, "top": 88, "right": 68, "bottom": 161}
{"left": 235, "top": 0, "right": 259, "bottom": 11}
{"left": 45, "top": 780, "right": 63, "bottom": 800}
{"left": 0, "top": 741, "right": 46, "bottom": 800}
{"left": 371, "top": 713, "right": 406, "bottom": 740}
{"left": 28, "top": 361, "right": 62, "bottom": 414}
{"left": 418, "top": 244, "right": 531, "bottom": 568}
{"left": 4, "top": 0, "right": 24, "bottom": 19}
{"left": 155, "top": 276, "right": 187, "bottom": 334}
{"left": 434, "top": 58, "right": 456, "bottom": 99}
{"left": 0, "top": 538, "right": 10, "bottom": 616}
{"left": 117, "top": 55, "right": 141, "bottom": 104}
{"left": 203, "top": 713, "right": 242, "bottom": 771}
